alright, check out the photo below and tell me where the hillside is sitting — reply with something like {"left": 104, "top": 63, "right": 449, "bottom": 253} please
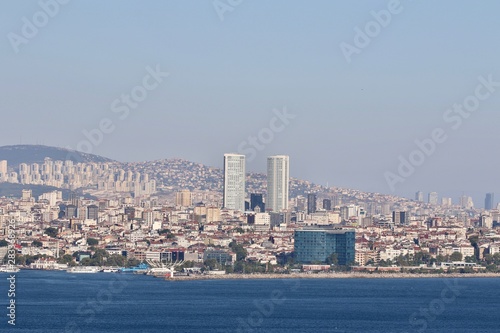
{"left": 0, "top": 145, "right": 115, "bottom": 167}
{"left": 0, "top": 145, "right": 391, "bottom": 203}
{"left": 0, "top": 183, "right": 95, "bottom": 200}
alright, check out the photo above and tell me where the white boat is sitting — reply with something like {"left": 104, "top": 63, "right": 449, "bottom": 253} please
{"left": 146, "top": 267, "right": 173, "bottom": 276}
{"left": 0, "top": 266, "right": 20, "bottom": 273}
{"left": 67, "top": 266, "right": 99, "bottom": 274}
{"left": 101, "top": 267, "right": 120, "bottom": 273}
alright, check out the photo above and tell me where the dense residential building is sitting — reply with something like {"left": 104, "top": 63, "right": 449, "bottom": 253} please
{"left": 392, "top": 211, "right": 407, "bottom": 225}
{"left": 441, "top": 197, "right": 452, "bottom": 207}
{"left": 323, "top": 199, "right": 332, "bottom": 211}
{"left": 2, "top": 152, "right": 500, "bottom": 276}
{"left": 266, "top": 155, "right": 289, "bottom": 212}
{"left": 307, "top": 193, "right": 317, "bottom": 214}
{"left": 203, "top": 249, "right": 236, "bottom": 266}
{"left": 176, "top": 190, "right": 192, "bottom": 207}
{"left": 4, "top": 158, "right": 156, "bottom": 196}
{"left": 223, "top": 153, "right": 246, "bottom": 212}
{"left": 66, "top": 205, "right": 78, "bottom": 219}
{"left": 485, "top": 193, "right": 495, "bottom": 211}
{"left": 460, "top": 195, "right": 474, "bottom": 209}
{"left": 428, "top": 192, "right": 438, "bottom": 205}
{"left": 294, "top": 228, "right": 355, "bottom": 265}
{"left": 86, "top": 205, "right": 99, "bottom": 221}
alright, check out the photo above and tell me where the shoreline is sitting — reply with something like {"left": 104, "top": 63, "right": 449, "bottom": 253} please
{"left": 167, "top": 272, "right": 500, "bottom": 281}
{"left": 9, "top": 269, "right": 500, "bottom": 280}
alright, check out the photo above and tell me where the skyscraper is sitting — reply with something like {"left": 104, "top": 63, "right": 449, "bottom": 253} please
{"left": 323, "top": 199, "right": 332, "bottom": 211}
{"left": 485, "top": 193, "right": 495, "bottom": 211}
{"left": 307, "top": 193, "right": 317, "bottom": 214}
{"left": 460, "top": 195, "right": 474, "bottom": 209}
{"left": 428, "top": 192, "right": 438, "bottom": 205}
{"left": 0, "top": 160, "right": 7, "bottom": 182}
{"left": 223, "top": 153, "right": 246, "bottom": 212}
{"left": 250, "top": 193, "right": 265, "bottom": 212}
{"left": 415, "top": 191, "right": 424, "bottom": 202}
{"left": 267, "top": 155, "right": 289, "bottom": 212}
{"left": 441, "top": 197, "right": 452, "bottom": 207}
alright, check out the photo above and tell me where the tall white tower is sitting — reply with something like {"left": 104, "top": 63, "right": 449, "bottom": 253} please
{"left": 267, "top": 155, "right": 289, "bottom": 212}
{"left": 223, "top": 153, "right": 246, "bottom": 212}
{"left": 428, "top": 192, "right": 439, "bottom": 205}
{"left": 0, "top": 160, "right": 7, "bottom": 181}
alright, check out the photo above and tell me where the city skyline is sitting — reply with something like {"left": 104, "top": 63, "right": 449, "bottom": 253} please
{"left": 2, "top": 1, "right": 500, "bottom": 331}
{"left": 0, "top": 148, "right": 497, "bottom": 209}
{"left": 266, "top": 155, "right": 290, "bottom": 212}
{"left": 2, "top": 2, "right": 500, "bottom": 204}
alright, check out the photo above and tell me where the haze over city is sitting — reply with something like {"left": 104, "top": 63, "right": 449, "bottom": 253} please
{"left": 2, "top": 0, "right": 500, "bottom": 204}
{"left": 4, "top": 2, "right": 500, "bottom": 333}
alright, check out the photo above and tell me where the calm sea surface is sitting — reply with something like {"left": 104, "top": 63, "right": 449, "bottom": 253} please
{"left": 1, "top": 270, "right": 499, "bottom": 332}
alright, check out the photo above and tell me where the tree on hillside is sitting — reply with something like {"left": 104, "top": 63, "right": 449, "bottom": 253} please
{"left": 126, "top": 258, "right": 140, "bottom": 267}
{"left": 464, "top": 256, "right": 477, "bottom": 263}
{"left": 450, "top": 252, "right": 463, "bottom": 262}
{"left": 436, "top": 255, "right": 447, "bottom": 263}
{"left": 468, "top": 235, "right": 480, "bottom": 260}
{"left": 234, "top": 227, "right": 245, "bottom": 234}
{"left": 106, "top": 254, "right": 126, "bottom": 267}
{"left": 91, "top": 249, "right": 109, "bottom": 265}
{"left": 204, "top": 259, "right": 220, "bottom": 271}
{"left": 87, "top": 238, "right": 99, "bottom": 246}
{"left": 58, "top": 254, "right": 74, "bottom": 264}
{"left": 229, "top": 242, "right": 247, "bottom": 261}
{"left": 44, "top": 227, "right": 58, "bottom": 238}
{"left": 32, "top": 240, "right": 43, "bottom": 247}
{"left": 58, "top": 254, "right": 76, "bottom": 266}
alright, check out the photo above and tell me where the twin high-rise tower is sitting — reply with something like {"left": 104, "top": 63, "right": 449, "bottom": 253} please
{"left": 223, "top": 153, "right": 289, "bottom": 212}
{"left": 267, "top": 155, "right": 290, "bottom": 212}
{"left": 223, "top": 154, "right": 246, "bottom": 212}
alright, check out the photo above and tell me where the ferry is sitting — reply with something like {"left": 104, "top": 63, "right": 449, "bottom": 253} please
{"left": 101, "top": 267, "right": 120, "bottom": 273}
{"left": 67, "top": 266, "right": 99, "bottom": 274}
{"left": 119, "top": 263, "right": 149, "bottom": 273}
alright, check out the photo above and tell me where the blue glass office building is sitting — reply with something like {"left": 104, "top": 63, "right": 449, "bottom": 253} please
{"left": 294, "top": 228, "right": 355, "bottom": 265}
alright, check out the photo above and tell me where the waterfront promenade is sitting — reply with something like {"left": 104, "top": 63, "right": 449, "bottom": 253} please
{"left": 166, "top": 271, "right": 500, "bottom": 281}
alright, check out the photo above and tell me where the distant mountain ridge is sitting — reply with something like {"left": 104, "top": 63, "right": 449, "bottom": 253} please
{"left": 0, "top": 145, "right": 115, "bottom": 166}
{"left": 0, "top": 145, "right": 324, "bottom": 197}
{"left": 0, "top": 145, "right": 390, "bottom": 202}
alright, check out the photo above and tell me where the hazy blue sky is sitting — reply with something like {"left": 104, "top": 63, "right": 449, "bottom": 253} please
{"left": 1, "top": 0, "right": 500, "bottom": 205}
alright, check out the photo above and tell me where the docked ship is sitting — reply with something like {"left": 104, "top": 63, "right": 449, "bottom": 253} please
{"left": 101, "top": 267, "right": 120, "bottom": 273}
{"left": 0, "top": 265, "right": 20, "bottom": 273}
{"left": 119, "top": 263, "right": 149, "bottom": 273}
{"left": 67, "top": 266, "right": 99, "bottom": 274}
